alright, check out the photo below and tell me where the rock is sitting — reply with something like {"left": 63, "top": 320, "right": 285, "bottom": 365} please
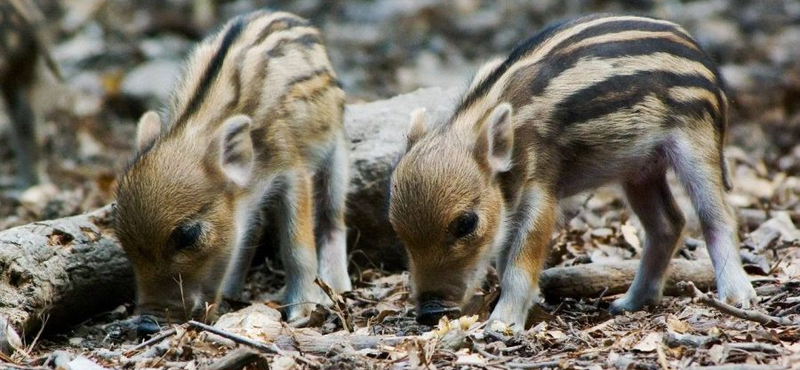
{"left": 746, "top": 211, "right": 800, "bottom": 252}
{"left": 139, "top": 36, "right": 193, "bottom": 60}
{"left": 0, "top": 315, "right": 22, "bottom": 356}
{"left": 120, "top": 59, "right": 182, "bottom": 105}
{"left": 68, "top": 336, "right": 84, "bottom": 347}
{"left": 50, "top": 350, "right": 73, "bottom": 369}
{"left": 52, "top": 23, "right": 106, "bottom": 71}
{"left": 693, "top": 17, "right": 744, "bottom": 61}
{"left": 345, "top": 86, "right": 460, "bottom": 268}
{"left": 769, "top": 26, "right": 800, "bottom": 66}
{"left": 395, "top": 51, "right": 475, "bottom": 93}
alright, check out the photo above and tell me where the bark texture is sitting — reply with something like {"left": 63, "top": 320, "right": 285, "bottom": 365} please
{"left": 0, "top": 205, "right": 134, "bottom": 338}
{"left": 539, "top": 259, "right": 716, "bottom": 300}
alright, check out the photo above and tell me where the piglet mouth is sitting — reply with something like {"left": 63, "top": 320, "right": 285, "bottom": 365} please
{"left": 416, "top": 301, "right": 462, "bottom": 325}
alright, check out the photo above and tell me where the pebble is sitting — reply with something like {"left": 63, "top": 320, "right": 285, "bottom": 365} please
{"left": 121, "top": 59, "right": 181, "bottom": 104}
{"left": 68, "top": 356, "right": 108, "bottom": 370}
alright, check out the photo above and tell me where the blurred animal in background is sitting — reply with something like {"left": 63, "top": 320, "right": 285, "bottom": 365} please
{"left": 0, "top": 0, "right": 60, "bottom": 188}
{"left": 114, "top": 10, "right": 350, "bottom": 328}
{"left": 389, "top": 14, "right": 757, "bottom": 332}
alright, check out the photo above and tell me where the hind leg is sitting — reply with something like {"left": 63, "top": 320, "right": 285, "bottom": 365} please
{"left": 671, "top": 135, "right": 756, "bottom": 307}
{"left": 4, "top": 87, "right": 44, "bottom": 187}
{"left": 610, "top": 169, "right": 685, "bottom": 313}
{"left": 313, "top": 138, "right": 351, "bottom": 293}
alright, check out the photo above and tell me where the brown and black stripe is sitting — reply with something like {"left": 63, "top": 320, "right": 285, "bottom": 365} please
{"left": 455, "top": 14, "right": 728, "bottom": 136}
{"left": 161, "top": 10, "right": 339, "bottom": 138}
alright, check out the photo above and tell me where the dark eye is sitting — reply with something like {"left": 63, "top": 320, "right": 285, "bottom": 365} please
{"left": 450, "top": 212, "right": 478, "bottom": 239}
{"left": 169, "top": 222, "right": 202, "bottom": 251}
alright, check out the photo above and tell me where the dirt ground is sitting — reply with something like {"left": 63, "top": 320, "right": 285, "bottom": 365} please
{"left": 0, "top": 0, "right": 798, "bottom": 369}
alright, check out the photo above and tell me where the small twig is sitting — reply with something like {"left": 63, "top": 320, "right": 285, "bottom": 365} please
{"left": 471, "top": 344, "right": 501, "bottom": 360}
{"left": 124, "top": 327, "right": 179, "bottom": 356}
{"left": 725, "top": 342, "right": 785, "bottom": 354}
{"left": 677, "top": 281, "right": 796, "bottom": 327}
{"left": 201, "top": 347, "right": 262, "bottom": 370}
{"left": 594, "top": 287, "right": 609, "bottom": 308}
{"left": 176, "top": 274, "right": 188, "bottom": 321}
{"left": 187, "top": 321, "right": 278, "bottom": 354}
{"left": 775, "top": 301, "right": 800, "bottom": 317}
{"left": 500, "top": 344, "right": 525, "bottom": 353}
{"left": 22, "top": 314, "right": 47, "bottom": 358}
{"left": 685, "top": 365, "right": 787, "bottom": 370}
{"left": 656, "top": 344, "right": 670, "bottom": 370}
{"left": 151, "top": 327, "right": 187, "bottom": 368}
{"left": 763, "top": 291, "right": 788, "bottom": 306}
{"left": 506, "top": 360, "right": 564, "bottom": 369}
{"left": 664, "top": 332, "right": 712, "bottom": 348}
{"left": 0, "top": 362, "right": 50, "bottom": 370}
{"left": 314, "top": 276, "right": 353, "bottom": 332}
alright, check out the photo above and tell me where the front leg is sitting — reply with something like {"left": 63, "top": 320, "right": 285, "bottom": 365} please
{"left": 278, "top": 171, "right": 322, "bottom": 321}
{"left": 490, "top": 187, "right": 556, "bottom": 332}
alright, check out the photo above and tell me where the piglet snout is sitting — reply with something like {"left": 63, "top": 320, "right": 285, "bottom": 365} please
{"left": 417, "top": 300, "right": 461, "bottom": 325}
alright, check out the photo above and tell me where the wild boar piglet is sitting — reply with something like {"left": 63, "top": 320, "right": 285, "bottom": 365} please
{"left": 389, "top": 14, "right": 757, "bottom": 331}
{"left": 114, "top": 10, "right": 350, "bottom": 325}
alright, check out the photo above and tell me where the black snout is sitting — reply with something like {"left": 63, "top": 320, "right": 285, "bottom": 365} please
{"left": 417, "top": 300, "right": 461, "bottom": 325}
{"left": 134, "top": 315, "right": 162, "bottom": 336}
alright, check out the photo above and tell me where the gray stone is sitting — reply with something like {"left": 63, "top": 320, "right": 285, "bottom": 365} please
{"left": 68, "top": 356, "right": 109, "bottom": 370}
{"left": 139, "top": 36, "right": 192, "bottom": 60}
{"left": 121, "top": 59, "right": 181, "bottom": 104}
{"left": 344, "top": 87, "right": 460, "bottom": 268}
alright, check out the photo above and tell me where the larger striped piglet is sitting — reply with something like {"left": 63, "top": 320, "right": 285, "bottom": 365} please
{"left": 389, "top": 14, "right": 757, "bottom": 331}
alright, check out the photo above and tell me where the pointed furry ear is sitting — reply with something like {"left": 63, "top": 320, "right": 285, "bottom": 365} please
{"left": 406, "top": 108, "right": 427, "bottom": 151}
{"left": 136, "top": 111, "right": 162, "bottom": 150}
{"left": 484, "top": 103, "right": 514, "bottom": 173}
{"left": 218, "top": 115, "right": 254, "bottom": 187}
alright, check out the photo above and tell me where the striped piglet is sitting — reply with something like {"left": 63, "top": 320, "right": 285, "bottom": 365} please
{"left": 389, "top": 14, "right": 757, "bottom": 331}
{"left": 114, "top": 10, "right": 350, "bottom": 324}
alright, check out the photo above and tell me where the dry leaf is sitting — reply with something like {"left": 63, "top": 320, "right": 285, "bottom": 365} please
{"left": 456, "top": 353, "right": 486, "bottom": 366}
{"left": 621, "top": 223, "right": 641, "bottom": 252}
{"left": 708, "top": 344, "right": 726, "bottom": 364}
{"left": 272, "top": 355, "right": 299, "bottom": 370}
{"left": 633, "top": 332, "right": 663, "bottom": 352}
{"left": 547, "top": 330, "right": 567, "bottom": 340}
{"left": 666, "top": 316, "right": 691, "bottom": 334}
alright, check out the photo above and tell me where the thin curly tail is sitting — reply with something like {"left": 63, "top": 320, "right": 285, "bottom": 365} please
{"left": 721, "top": 153, "right": 733, "bottom": 192}
{"left": 719, "top": 91, "right": 733, "bottom": 192}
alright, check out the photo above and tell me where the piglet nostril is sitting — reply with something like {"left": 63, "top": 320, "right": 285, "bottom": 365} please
{"left": 417, "top": 301, "right": 461, "bottom": 325}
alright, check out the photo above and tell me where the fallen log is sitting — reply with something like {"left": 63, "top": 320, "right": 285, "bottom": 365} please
{"left": 0, "top": 205, "right": 135, "bottom": 352}
{"left": 539, "top": 259, "right": 717, "bottom": 300}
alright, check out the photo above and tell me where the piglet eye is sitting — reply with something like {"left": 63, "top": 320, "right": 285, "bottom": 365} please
{"left": 169, "top": 222, "right": 202, "bottom": 251}
{"left": 451, "top": 212, "right": 478, "bottom": 239}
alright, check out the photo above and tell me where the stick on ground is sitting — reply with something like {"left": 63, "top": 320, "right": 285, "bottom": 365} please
{"left": 201, "top": 347, "right": 262, "bottom": 370}
{"left": 188, "top": 321, "right": 278, "bottom": 355}
{"left": 124, "top": 327, "right": 178, "bottom": 356}
{"left": 677, "top": 281, "right": 796, "bottom": 327}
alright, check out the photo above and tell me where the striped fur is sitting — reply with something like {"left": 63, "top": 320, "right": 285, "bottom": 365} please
{"left": 115, "top": 11, "right": 349, "bottom": 323}
{"left": 389, "top": 14, "right": 754, "bottom": 331}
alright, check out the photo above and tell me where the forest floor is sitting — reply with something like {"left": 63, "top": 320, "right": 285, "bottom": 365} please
{"left": 0, "top": 0, "right": 798, "bottom": 369}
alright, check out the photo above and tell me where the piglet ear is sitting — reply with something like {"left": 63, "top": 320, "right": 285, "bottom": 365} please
{"left": 485, "top": 103, "right": 514, "bottom": 173}
{"left": 406, "top": 108, "right": 427, "bottom": 151}
{"left": 136, "top": 111, "right": 162, "bottom": 150}
{"left": 218, "top": 115, "right": 254, "bottom": 187}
